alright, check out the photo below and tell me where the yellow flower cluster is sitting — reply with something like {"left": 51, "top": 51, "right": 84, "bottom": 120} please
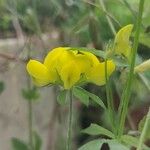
{"left": 26, "top": 47, "right": 115, "bottom": 89}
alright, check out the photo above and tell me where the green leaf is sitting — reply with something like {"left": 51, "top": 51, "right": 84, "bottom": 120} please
{"left": 138, "top": 116, "right": 150, "bottom": 139}
{"left": 33, "top": 131, "right": 42, "bottom": 150}
{"left": 74, "top": 86, "right": 106, "bottom": 109}
{"left": 11, "top": 138, "right": 29, "bottom": 150}
{"left": 57, "top": 90, "right": 67, "bottom": 105}
{"left": 78, "top": 139, "right": 104, "bottom": 150}
{"left": 79, "top": 139, "right": 129, "bottom": 150}
{"left": 73, "top": 86, "right": 89, "bottom": 106}
{"left": 0, "top": 81, "right": 5, "bottom": 94}
{"left": 121, "top": 135, "right": 138, "bottom": 148}
{"left": 69, "top": 47, "right": 105, "bottom": 58}
{"left": 81, "top": 123, "right": 115, "bottom": 138}
{"left": 121, "top": 135, "right": 149, "bottom": 150}
{"left": 87, "top": 92, "right": 106, "bottom": 110}
{"left": 22, "top": 87, "right": 40, "bottom": 101}
{"left": 108, "top": 140, "right": 129, "bottom": 150}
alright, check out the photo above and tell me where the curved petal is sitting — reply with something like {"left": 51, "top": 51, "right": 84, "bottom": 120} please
{"left": 87, "top": 60, "right": 115, "bottom": 86}
{"left": 32, "top": 77, "right": 51, "bottom": 86}
{"left": 44, "top": 47, "right": 74, "bottom": 77}
{"left": 81, "top": 51, "right": 100, "bottom": 65}
{"left": 26, "top": 60, "right": 52, "bottom": 86}
{"left": 59, "top": 61, "right": 81, "bottom": 89}
{"left": 114, "top": 24, "right": 133, "bottom": 59}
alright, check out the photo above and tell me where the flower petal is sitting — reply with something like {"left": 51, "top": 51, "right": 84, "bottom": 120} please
{"left": 32, "top": 77, "right": 51, "bottom": 86}
{"left": 26, "top": 60, "right": 52, "bottom": 86}
{"left": 87, "top": 60, "right": 115, "bottom": 85}
{"left": 114, "top": 24, "right": 133, "bottom": 60}
{"left": 60, "top": 61, "right": 81, "bottom": 89}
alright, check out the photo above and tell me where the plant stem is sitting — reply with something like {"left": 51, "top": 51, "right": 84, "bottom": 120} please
{"left": 28, "top": 100, "right": 34, "bottom": 150}
{"left": 137, "top": 107, "right": 150, "bottom": 150}
{"left": 118, "top": 0, "right": 145, "bottom": 137}
{"left": 66, "top": 89, "right": 73, "bottom": 150}
{"left": 105, "top": 60, "right": 115, "bottom": 133}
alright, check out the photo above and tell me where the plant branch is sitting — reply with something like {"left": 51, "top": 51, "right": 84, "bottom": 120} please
{"left": 118, "top": 0, "right": 145, "bottom": 137}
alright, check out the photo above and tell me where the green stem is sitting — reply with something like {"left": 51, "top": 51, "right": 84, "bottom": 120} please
{"left": 118, "top": 0, "right": 145, "bottom": 137}
{"left": 137, "top": 107, "right": 150, "bottom": 150}
{"left": 66, "top": 89, "right": 73, "bottom": 150}
{"left": 28, "top": 100, "right": 34, "bottom": 150}
{"left": 105, "top": 60, "right": 115, "bottom": 133}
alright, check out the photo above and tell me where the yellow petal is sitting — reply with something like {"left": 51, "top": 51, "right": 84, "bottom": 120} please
{"left": 44, "top": 47, "right": 74, "bottom": 77}
{"left": 114, "top": 24, "right": 133, "bottom": 60}
{"left": 59, "top": 61, "right": 81, "bottom": 89}
{"left": 87, "top": 60, "right": 115, "bottom": 85}
{"left": 81, "top": 51, "right": 100, "bottom": 65}
{"left": 73, "top": 54, "right": 92, "bottom": 73}
{"left": 73, "top": 50, "right": 100, "bottom": 73}
{"left": 44, "top": 47, "right": 71, "bottom": 68}
{"left": 32, "top": 77, "right": 51, "bottom": 86}
{"left": 26, "top": 60, "right": 52, "bottom": 86}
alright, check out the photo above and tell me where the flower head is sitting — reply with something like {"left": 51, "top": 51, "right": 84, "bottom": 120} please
{"left": 26, "top": 47, "right": 115, "bottom": 89}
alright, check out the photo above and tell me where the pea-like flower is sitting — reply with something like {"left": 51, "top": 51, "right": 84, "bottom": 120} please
{"left": 114, "top": 24, "right": 133, "bottom": 61}
{"left": 26, "top": 47, "right": 115, "bottom": 89}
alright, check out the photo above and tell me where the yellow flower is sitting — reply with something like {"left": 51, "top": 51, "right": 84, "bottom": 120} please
{"left": 114, "top": 24, "right": 133, "bottom": 61}
{"left": 26, "top": 47, "right": 116, "bottom": 89}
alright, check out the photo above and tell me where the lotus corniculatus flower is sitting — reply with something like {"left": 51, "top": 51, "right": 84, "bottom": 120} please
{"left": 26, "top": 47, "right": 115, "bottom": 89}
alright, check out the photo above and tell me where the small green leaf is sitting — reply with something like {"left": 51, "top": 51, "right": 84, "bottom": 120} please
{"left": 22, "top": 87, "right": 40, "bottom": 101}
{"left": 0, "top": 81, "right": 5, "bottom": 94}
{"left": 82, "top": 123, "right": 115, "bottom": 138}
{"left": 79, "top": 139, "right": 129, "bottom": 150}
{"left": 57, "top": 90, "right": 67, "bottom": 105}
{"left": 73, "top": 86, "right": 89, "bottom": 106}
{"left": 87, "top": 92, "right": 106, "bottom": 110}
{"left": 121, "top": 135, "right": 149, "bottom": 150}
{"left": 108, "top": 140, "right": 129, "bottom": 150}
{"left": 74, "top": 86, "right": 106, "bottom": 109}
{"left": 11, "top": 138, "right": 29, "bottom": 150}
{"left": 33, "top": 131, "right": 42, "bottom": 150}
{"left": 78, "top": 139, "right": 104, "bottom": 150}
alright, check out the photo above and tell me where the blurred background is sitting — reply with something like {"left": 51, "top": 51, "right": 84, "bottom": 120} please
{"left": 0, "top": 0, "right": 150, "bottom": 149}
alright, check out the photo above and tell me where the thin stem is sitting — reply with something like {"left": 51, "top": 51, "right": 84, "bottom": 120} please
{"left": 99, "top": 0, "right": 116, "bottom": 36}
{"left": 66, "top": 89, "right": 73, "bottom": 150}
{"left": 28, "top": 100, "right": 34, "bottom": 150}
{"left": 118, "top": 0, "right": 145, "bottom": 137}
{"left": 105, "top": 60, "right": 115, "bottom": 133}
{"left": 137, "top": 107, "right": 150, "bottom": 150}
